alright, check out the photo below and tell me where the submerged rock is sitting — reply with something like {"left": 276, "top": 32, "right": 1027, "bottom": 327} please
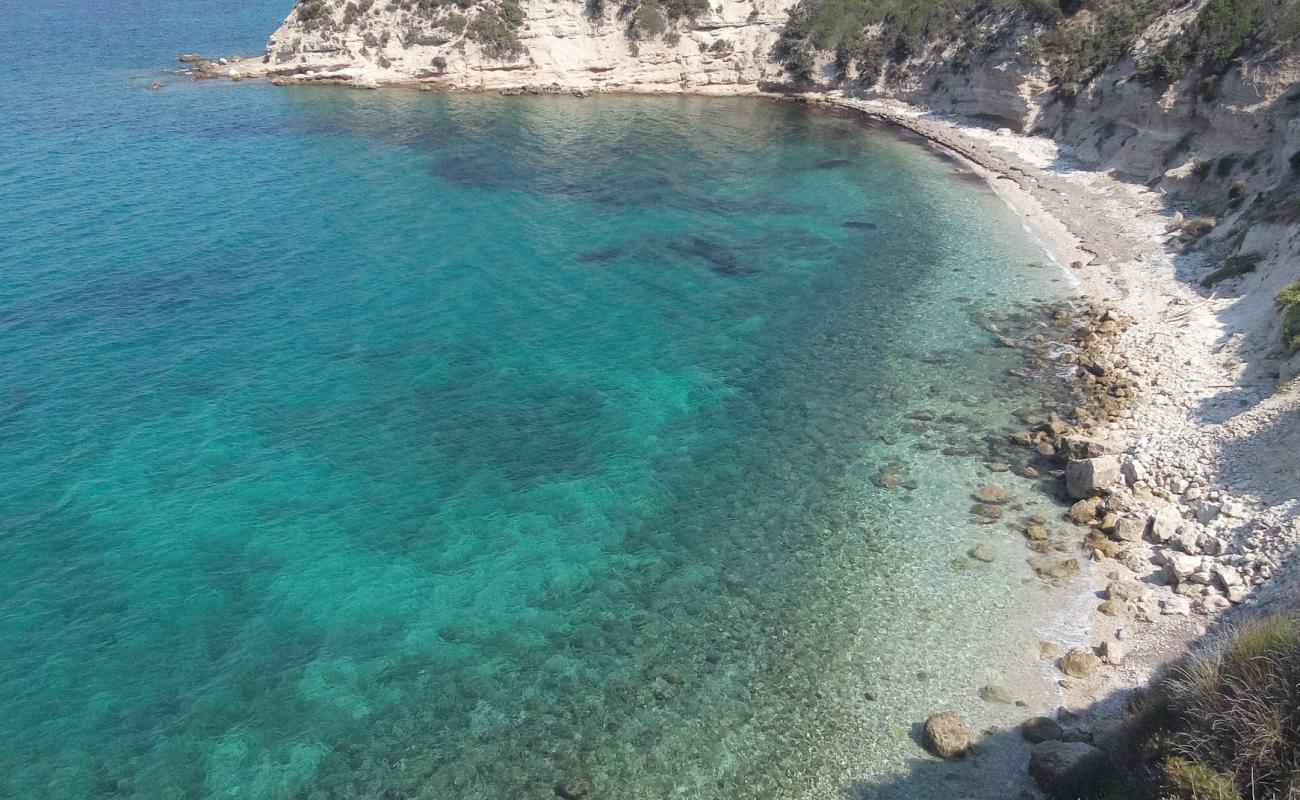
{"left": 554, "top": 779, "right": 590, "bottom": 799}
{"left": 1024, "top": 524, "right": 1050, "bottom": 541}
{"left": 973, "top": 483, "right": 1008, "bottom": 504}
{"left": 922, "top": 711, "right": 972, "bottom": 759}
{"left": 970, "top": 544, "right": 996, "bottom": 563}
{"left": 978, "top": 685, "right": 1013, "bottom": 704}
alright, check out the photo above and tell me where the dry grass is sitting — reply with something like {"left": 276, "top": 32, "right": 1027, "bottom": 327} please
{"left": 1154, "top": 615, "right": 1300, "bottom": 799}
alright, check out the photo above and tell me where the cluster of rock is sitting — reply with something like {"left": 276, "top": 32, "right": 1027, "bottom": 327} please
{"left": 918, "top": 296, "right": 1297, "bottom": 797}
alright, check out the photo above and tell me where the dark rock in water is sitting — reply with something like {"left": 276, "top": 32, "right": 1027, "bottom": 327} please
{"left": 970, "top": 544, "right": 996, "bottom": 563}
{"left": 555, "top": 779, "right": 591, "bottom": 799}
{"left": 814, "top": 158, "right": 853, "bottom": 169}
{"left": 438, "top": 624, "right": 476, "bottom": 642}
{"left": 873, "top": 468, "right": 907, "bottom": 489}
{"left": 178, "top": 53, "right": 206, "bottom": 63}
{"left": 1023, "top": 524, "right": 1050, "bottom": 541}
{"left": 978, "top": 685, "right": 1013, "bottom": 704}
{"left": 577, "top": 246, "right": 625, "bottom": 264}
{"left": 970, "top": 503, "right": 1003, "bottom": 522}
{"left": 922, "top": 711, "right": 972, "bottom": 758}
{"left": 911, "top": 410, "right": 937, "bottom": 421}
{"left": 668, "top": 236, "right": 757, "bottom": 276}
{"left": 841, "top": 220, "right": 878, "bottom": 230}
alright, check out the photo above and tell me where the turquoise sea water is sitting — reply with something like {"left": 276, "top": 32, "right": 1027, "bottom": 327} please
{"left": 0, "top": 3, "right": 1081, "bottom": 798}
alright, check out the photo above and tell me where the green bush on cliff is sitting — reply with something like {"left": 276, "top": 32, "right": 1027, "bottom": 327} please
{"left": 776, "top": 0, "right": 1002, "bottom": 80}
{"left": 1117, "top": 613, "right": 1300, "bottom": 799}
{"left": 297, "top": 0, "right": 329, "bottom": 23}
{"left": 1162, "top": 757, "right": 1241, "bottom": 800}
{"left": 616, "top": 0, "right": 707, "bottom": 43}
{"left": 1030, "top": 1, "right": 1160, "bottom": 88}
{"left": 627, "top": 2, "right": 668, "bottom": 38}
{"left": 1279, "top": 282, "right": 1300, "bottom": 352}
{"left": 1189, "top": 0, "right": 1262, "bottom": 75}
{"left": 467, "top": 0, "right": 525, "bottom": 56}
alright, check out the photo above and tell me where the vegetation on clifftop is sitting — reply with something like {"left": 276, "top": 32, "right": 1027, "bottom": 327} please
{"left": 288, "top": 0, "right": 526, "bottom": 58}
{"left": 775, "top": 0, "right": 1300, "bottom": 93}
{"left": 1140, "top": 0, "right": 1300, "bottom": 91}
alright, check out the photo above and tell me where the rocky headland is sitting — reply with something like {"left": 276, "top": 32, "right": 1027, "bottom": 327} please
{"left": 184, "top": 0, "right": 1300, "bottom": 794}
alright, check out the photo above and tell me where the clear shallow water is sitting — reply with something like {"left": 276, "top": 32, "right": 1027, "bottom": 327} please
{"left": 0, "top": 3, "right": 1080, "bottom": 798}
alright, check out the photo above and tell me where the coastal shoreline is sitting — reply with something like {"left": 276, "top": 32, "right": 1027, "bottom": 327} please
{"left": 181, "top": 59, "right": 1299, "bottom": 788}
{"left": 818, "top": 93, "right": 1299, "bottom": 729}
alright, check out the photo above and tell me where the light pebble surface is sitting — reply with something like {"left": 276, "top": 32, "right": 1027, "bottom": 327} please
{"left": 825, "top": 93, "right": 1300, "bottom": 723}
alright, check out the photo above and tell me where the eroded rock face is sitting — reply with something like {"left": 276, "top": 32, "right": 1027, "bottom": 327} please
{"left": 922, "top": 710, "right": 972, "bottom": 759}
{"left": 258, "top": 0, "right": 792, "bottom": 92}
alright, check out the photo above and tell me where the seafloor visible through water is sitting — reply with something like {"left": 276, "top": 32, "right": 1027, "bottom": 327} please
{"left": 0, "top": 3, "right": 1086, "bottom": 798}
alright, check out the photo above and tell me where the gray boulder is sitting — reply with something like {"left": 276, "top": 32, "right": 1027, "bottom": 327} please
{"left": 1066, "top": 456, "right": 1121, "bottom": 499}
{"left": 1112, "top": 516, "right": 1146, "bottom": 542}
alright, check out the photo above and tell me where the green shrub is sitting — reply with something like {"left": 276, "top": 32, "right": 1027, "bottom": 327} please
{"left": 297, "top": 0, "right": 329, "bottom": 22}
{"left": 1157, "top": 614, "right": 1300, "bottom": 795}
{"left": 627, "top": 2, "right": 668, "bottom": 39}
{"left": 467, "top": 0, "right": 525, "bottom": 57}
{"left": 1138, "top": 38, "right": 1190, "bottom": 83}
{"left": 1163, "top": 757, "right": 1242, "bottom": 800}
{"left": 661, "top": 0, "right": 709, "bottom": 16}
{"left": 1279, "top": 282, "right": 1300, "bottom": 351}
{"left": 1190, "top": 0, "right": 1261, "bottom": 75}
{"left": 1025, "top": 0, "right": 1063, "bottom": 23}
{"left": 1200, "top": 253, "right": 1261, "bottom": 288}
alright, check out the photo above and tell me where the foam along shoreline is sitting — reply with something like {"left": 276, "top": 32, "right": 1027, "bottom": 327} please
{"left": 179, "top": 57, "right": 1299, "bottom": 787}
